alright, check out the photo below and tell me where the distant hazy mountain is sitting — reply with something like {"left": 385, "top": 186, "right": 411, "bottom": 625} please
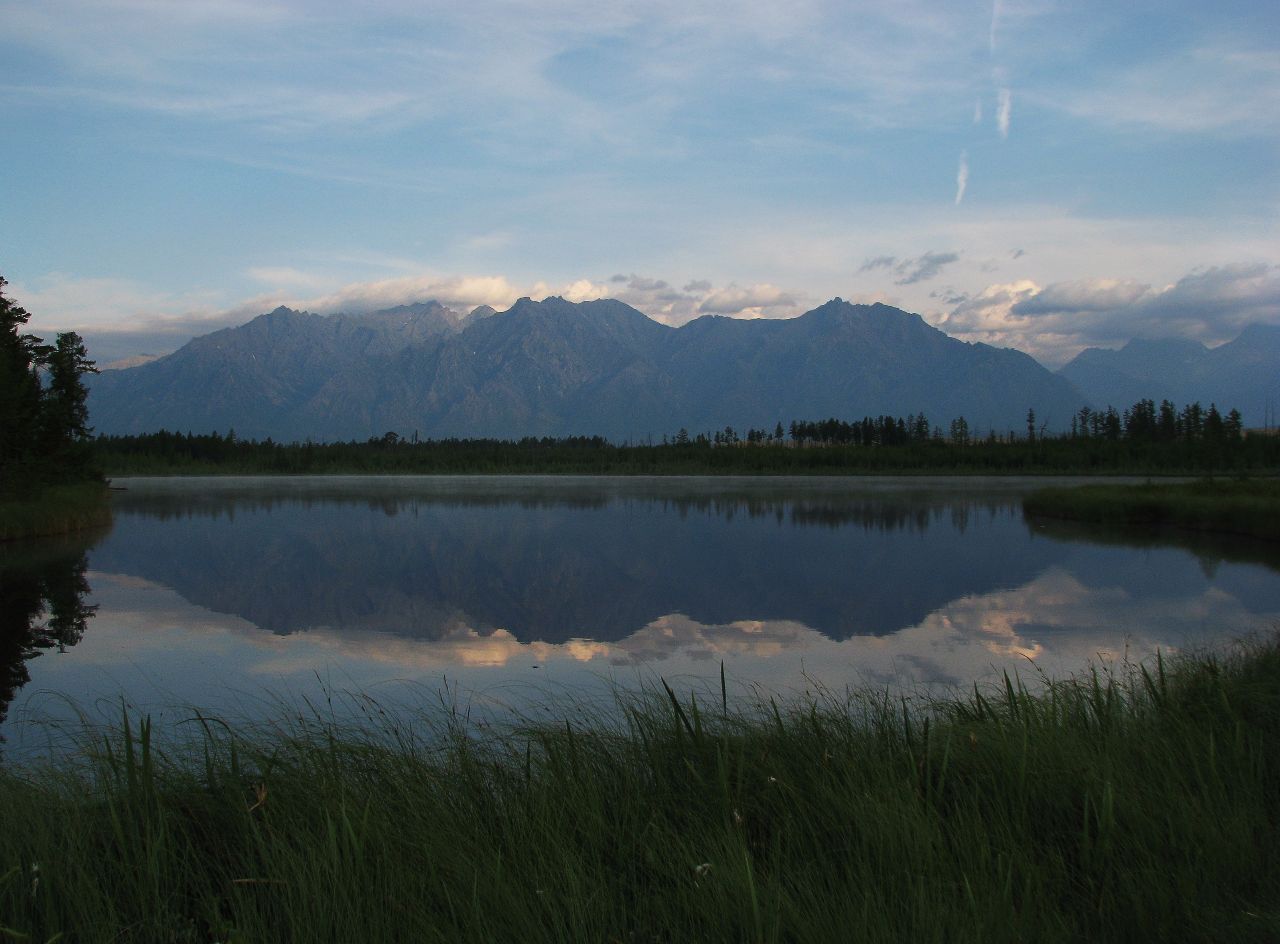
{"left": 89, "top": 297, "right": 1086, "bottom": 441}
{"left": 1058, "top": 325, "right": 1280, "bottom": 426}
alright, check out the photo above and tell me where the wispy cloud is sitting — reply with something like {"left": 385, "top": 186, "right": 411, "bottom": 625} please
{"left": 1039, "top": 42, "right": 1280, "bottom": 135}
{"left": 896, "top": 252, "right": 962, "bottom": 285}
{"left": 245, "top": 267, "right": 332, "bottom": 291}
{"left": 0, "top": 0, "right": 999, "bottom": 147}
{"left": 955, "top": 150, "right": 969, "bottom": 205}
{"left": 860, "top": 252, "right": 961, "bottom": 286}
{"left": 996, "top": 87, "right": 1012, "bottom": 137}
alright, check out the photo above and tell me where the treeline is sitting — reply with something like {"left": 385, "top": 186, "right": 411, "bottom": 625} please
{"left": 709, "top": 400, "right": 1246, "bottom": 448}
{"left": 0, "top": 276, "right": 98, "bottom": 495}
{"left": 92, "top": 397, "right": 1280, "bottom": 477}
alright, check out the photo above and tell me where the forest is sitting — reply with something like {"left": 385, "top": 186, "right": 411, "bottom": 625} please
{"left": 92, "top": 396, "right": 1278, "bottom": 477}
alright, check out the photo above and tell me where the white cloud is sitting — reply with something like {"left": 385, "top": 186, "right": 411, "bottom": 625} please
{"left": 558, "top": 279, "right": 610, "bottom": 303}
{"left": 298, "top": 275, "right": 527, "bottom": 314}
{"left": 698, "top": 283, "right": 799, "bottom": 317}
{"left": 941, "top": 278, "right": 1041, "bottom": 335}
{"left": 941, "top": 263, "right": 1280, "bottom": 364}
{"left": 8, "top": 266, "right": 815, "bottom": 362}
{"left": 12, "top": 273, "right": 228, "bottom": 337}
{"left": 996, "top": 87, "right": 1011, "bottom": 138}
{"left": 1013, "top": 278, "right": 1151, "bottom": 314}
{"left": 16, "top": 245, "right": 1277, "bottom": 372}
{"left": 955, "top": 150, "right": 969, "bottom": 205}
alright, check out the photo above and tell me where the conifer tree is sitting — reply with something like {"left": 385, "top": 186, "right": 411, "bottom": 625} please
{"left": 0, "top": 277, "right": 50, "bottom": 486}
{"left": 41, "top": 331, "right": 97, "bottom": 472}
{"left": 0, "top": 276, "right": 99, "bottom": 490}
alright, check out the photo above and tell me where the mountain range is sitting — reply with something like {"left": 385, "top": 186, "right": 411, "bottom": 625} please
{"left": 86, "top": 297, "right": 1277, "bottom": 441}
{"left": 1057, "top": 326, "right": 1280, "bottom": 426}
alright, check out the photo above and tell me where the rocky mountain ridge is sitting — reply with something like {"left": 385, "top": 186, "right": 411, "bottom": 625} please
{"left": 88, "top": 296, "right": 1272, "bottom": 440}
{"left": 1058, "top": 325, "right": 1280, "bottom": 427}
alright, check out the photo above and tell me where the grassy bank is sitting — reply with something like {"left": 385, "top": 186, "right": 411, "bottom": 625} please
{"left": 1024, "top": 478, "right": 1280, "bottom": 541}
{"left": 0, "top": 481, "right": 112, "bottom": 542}
{"left": 3, "top": 641, "right": 1280, "bottom": 942}
{"left": 94, "top": 431, "right": 1280, "bottom": 477}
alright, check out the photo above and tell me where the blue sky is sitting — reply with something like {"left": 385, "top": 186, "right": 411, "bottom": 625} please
{"left": 2, "top": 0, "right": 1277, "bottom": 366}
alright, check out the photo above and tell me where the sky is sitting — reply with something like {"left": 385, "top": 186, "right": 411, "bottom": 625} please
{"left": 1, "top": 0, "right": 1277, "bottom": 367}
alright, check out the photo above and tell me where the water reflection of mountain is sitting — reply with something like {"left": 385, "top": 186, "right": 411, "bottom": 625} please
{"left": 95, "top": 482, "right": 1064, "bottom": 644}
{"left": 0, "top": 535, "right": 100, "bottom": 736}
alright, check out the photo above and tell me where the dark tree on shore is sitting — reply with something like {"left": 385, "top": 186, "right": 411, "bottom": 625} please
{"left": 0, "top": 276, "right": 99, "bottom": 492}
{"left": 41, "top": 332, "right": 96, "bottom": 465}
{"left": 0, "top": 277, "right": 48, "bottom": 478}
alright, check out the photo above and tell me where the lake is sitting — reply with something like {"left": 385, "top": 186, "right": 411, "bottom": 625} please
{"left": 4, "top": 475, "right": 1279, "bottom": 751}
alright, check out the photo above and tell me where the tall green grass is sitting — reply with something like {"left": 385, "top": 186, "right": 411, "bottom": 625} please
{"left": 1024, "top": 478, "right": 1280, "bottom": 541}
{"left": 3, "top": 640, "right": 1280, "bottom": 942}
{"left": 0, "top": 482, "right": 112, "bottom": 541}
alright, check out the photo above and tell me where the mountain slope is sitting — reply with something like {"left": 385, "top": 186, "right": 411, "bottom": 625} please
{"left": 90, "top": 297, "right": 1088, "bottom": 440}
{"left": 1059, "top": 327, "right": 1280, "bottom": 425}
{"left": 88, "top": 303, "right": 461, "bottom": 438}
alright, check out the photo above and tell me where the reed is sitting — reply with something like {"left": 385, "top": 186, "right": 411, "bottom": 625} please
{"left": 2, "top": 639, "right": 1279, "bottom": 942}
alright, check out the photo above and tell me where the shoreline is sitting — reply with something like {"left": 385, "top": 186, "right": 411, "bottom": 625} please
{"left": 0, "top": 481, "right": 113, "bottom": 542}
{"left": 1024, "top": 479, "right": 1280, "bottom": 542}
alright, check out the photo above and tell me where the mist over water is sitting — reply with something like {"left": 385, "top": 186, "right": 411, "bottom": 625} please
{"left": 4, "top": 476, "right": 1279, "bottom": 749}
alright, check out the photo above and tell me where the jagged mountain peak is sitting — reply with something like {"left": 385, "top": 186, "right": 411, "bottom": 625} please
{"left": 802, "top": 298, "right": 925, "bottom": 324}
{"left": 89, "top": 295, "right": 1089, "bottom": 441}
{"left": 356, "top": 300, "right": 452, "bottom": 317}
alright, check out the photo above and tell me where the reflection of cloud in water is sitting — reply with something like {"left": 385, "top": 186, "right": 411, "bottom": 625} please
{"left": 249, "top": 617, "right": 816, "bottom": 675}
{"left": 74, "top": 563, "right": 1279, "bottom": 699}
{"left": 604, "top": 616, "right": 815, "bottom": 665}
{"left": 905, "top": 567, "right": 1275, "bottom": 684}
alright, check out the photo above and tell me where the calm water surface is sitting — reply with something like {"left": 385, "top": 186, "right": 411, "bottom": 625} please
{"left": 4, "top": 475, "right": 1279, "bottom": 749}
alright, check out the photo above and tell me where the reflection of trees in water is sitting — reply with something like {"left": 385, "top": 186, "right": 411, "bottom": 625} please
{"left": 113, "top": 486, "right": 1019, "bottom": 535}
{"left": 1025, "top": 515, "right": 1280, "bottom": 574}
{"left": 97, "top": 486, "right": 1048, "bottom": 646}
{"left": 0, "top": 542, "right": 98, "bottom": 737}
